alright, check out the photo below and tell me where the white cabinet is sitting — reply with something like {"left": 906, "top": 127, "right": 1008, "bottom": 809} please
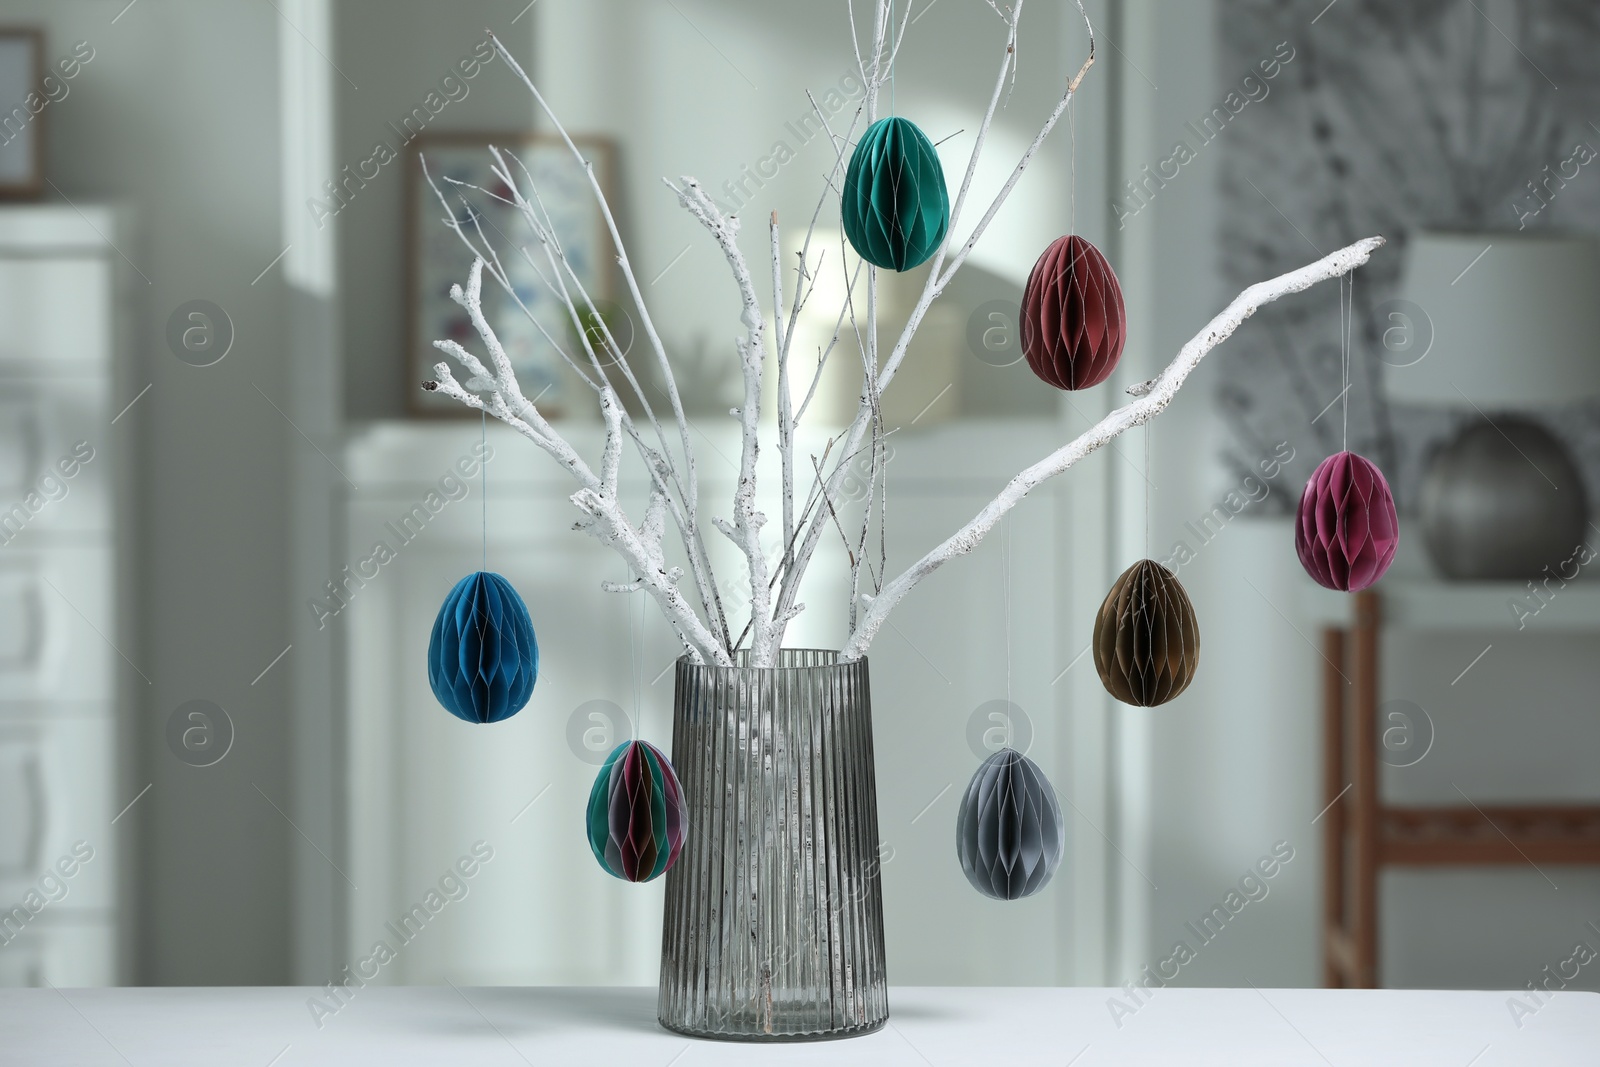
{"left": 0, "top": 207, "right": 124, "bottom": 987}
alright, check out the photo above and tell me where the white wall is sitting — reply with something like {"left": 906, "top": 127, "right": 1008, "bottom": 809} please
{"left": 6, "top": 0, "right": 295, "bottom": 982}
{"left": 335, "top": 0, "right": 539, "bottom": 421}
{"left": 1113, "top": 0, "right": 1320, "bottom": 988}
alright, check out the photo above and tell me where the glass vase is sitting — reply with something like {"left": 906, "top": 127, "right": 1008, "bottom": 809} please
{"left": 658, "top": 649, "right": 889, "bottom": 1040}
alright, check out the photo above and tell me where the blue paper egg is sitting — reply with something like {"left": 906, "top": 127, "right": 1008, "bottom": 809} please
{"left": 956, "top": 748, "right": 1065, "bottom": 900}
{"left": 427, "top": 571, "right": 538, "bottom": 724}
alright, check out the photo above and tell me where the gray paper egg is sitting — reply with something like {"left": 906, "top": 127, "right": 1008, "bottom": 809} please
{"left": 956, "top": 748, "right": 1065, "bottom": 901}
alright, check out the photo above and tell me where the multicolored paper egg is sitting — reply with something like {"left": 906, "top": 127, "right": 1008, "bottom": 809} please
{"left": 1295, "top": 451, "right": 1399, "bottom": 592}
{"left": 427, "top": 571, "right": 539, "bottom": 724}
{"left": 586, "top": 740, "right": 687, "bottom": 883}
{"left": 1093, "top": 559, "right": 1200, "bottom": 707}
{"left": 956, "top": 748, "right": 1065, "bottom": 901}
{"left": 1020, "top": 234, "right": 1126, "bottom": 390}
{"left": 841, "top": 116, "right": 950, "bottom": 271}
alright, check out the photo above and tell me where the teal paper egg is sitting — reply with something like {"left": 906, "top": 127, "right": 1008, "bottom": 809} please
{"left": 842, "top": 117, "right": 950, "bottom": 271}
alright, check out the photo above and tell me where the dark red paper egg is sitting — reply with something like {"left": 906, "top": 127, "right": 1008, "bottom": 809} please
{"left": 1295, "top": 451, "right": 1399, "bottom": 592}
{"left": 1020, "top": 235, "right": 1126, "bottom": 390}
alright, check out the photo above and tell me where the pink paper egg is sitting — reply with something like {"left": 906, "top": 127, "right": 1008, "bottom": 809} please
{"left": 1295, "top": 451, "right": 1399, "bottom": 592}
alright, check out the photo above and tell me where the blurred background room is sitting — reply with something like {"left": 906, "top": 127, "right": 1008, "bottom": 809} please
{"left": 1, "top": 0, "right": 1599, "bottom": 1005}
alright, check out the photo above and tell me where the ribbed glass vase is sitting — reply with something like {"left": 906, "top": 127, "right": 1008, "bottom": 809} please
{"left": 658, "top": 649, "right": 889, "bottom": 1041}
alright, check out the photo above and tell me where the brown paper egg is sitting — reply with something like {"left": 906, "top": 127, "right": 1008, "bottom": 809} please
{"left": 1020, "top": 235, "right": 1126, "bottom": 390}
{"left": 1093, "top": 559, "right": 1199, "bottom": 707}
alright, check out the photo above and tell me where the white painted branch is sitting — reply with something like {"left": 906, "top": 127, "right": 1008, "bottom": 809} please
{"left": 426, "top": 361, "right": 548, "bottom": 451}
{"left": 487, "top": 34, "right": 725, "bottom": 654}
{"left": 883, "top": 0, "right": 1094, "bottom": 395}
{"left": 664, "top": 176, "right": 776, "bottom": 665}
{"left": 424, "top": 107, "right": 733, "bottom": 657}
{"left": 420, "top": 3, "right": 1363, "bottom": 679}
{"left": 772, "top": 0, "right": 1090, "bottom": 646}
{"left": 779, "top": 90, "right": 864, "bottom": 434}
{"left": 487, "top": 37, "right": 696, "bottom": 480}
{"left": 568, "top": 480, "right": 726, "bottom": 666}
{"left": 487, "top": 146, "right": 733, "bottom": 653}
{"left": 790, "top": 257, "right": 859, "bottom": 427}
{"left": 528, "top": 220, "right": 734, "bottom": 651}
{"left": 427, "top": 259, "right": 730, "bottom": 666}
{"left": 838, "top": 236, "right": 1387, "bottom": 661}
{"left": 772, "top": 213, "right": 795, "bottom": 582}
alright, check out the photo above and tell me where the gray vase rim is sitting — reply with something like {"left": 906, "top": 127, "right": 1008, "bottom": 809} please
{"left": 676, "top": 648, "right": 860, "bottom": 671}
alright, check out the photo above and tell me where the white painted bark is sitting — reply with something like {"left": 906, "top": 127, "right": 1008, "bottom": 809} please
{"left": 425, "top": 260, "right": 729, "bottom": 666}
{"left": 769, "top": 0, "right": 1095, "bottom": 648}
{"left": 662, "top": 177, "right": 778, "bottom": 664}
{"left": 837, "top": 236, "right": 1388, "bottom": 661}
{"left": 417, "top": 2, "right": 1386, "bottom": 672}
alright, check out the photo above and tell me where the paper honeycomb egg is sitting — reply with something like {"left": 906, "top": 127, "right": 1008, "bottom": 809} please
{"left": 1093, "top": 559, "right": 1199, "bottom": 707}
{"left": 841, "top": 116, "right": 950, "bottom": 271}
{"left": 427, "top": 571, "right": 539, "bottom": 724}
{"left": 586, "top": 740, "right": 687, "bottom": 883}
{"left": 956, "top": 748, "right": 1065, "bottom": 901}
{"left": 1295, "top": 451, "right": 1399, "bottom": 592}
{"left": 1020, "top": 234, "right": 1126, "bottom": 390}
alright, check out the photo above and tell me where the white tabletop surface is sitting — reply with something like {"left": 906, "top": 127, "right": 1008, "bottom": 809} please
{"left": 3, "top": 985, "right": 1596, "bottom": 1066}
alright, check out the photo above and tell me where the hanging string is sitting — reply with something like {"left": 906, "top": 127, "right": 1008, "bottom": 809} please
{"left": 1340, "top": 272, "right": 1351, "bottom": 455}
{"left": 1347, "top": 271, "right": 1355, "bottom": 452}
{"left": 1144, "top": 422, "right": 1151, "bottom": 559}
{"left": 1068, "top": 95, "right": 1077, "bottom": 234}
{"left": 481, "top": 407, "right": 488, "bottom": 571}
{"left": 629, "top": 579, "right": 642, "bottom": 739}
{"left": 888, "top": 0, "right": 896, "bottom": 116}
{"left": 1002, "top": 513, "right": 1012, "bottom": 719}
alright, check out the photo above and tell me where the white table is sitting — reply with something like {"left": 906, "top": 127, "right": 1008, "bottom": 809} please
{"left": 4, "top": 985, "right": 1595, "bottom": 1065}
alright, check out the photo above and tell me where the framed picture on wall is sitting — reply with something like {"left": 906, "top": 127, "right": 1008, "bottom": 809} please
{"left": 406, "top": 131, "right": 619, "bottom": 417}
{"left": 0, "top": 29, "right": 43, "bottom": 199}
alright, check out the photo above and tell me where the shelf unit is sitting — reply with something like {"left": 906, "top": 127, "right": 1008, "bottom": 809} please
{"left": 0, "top": 206, "right": 126, "bottom": 986}
{"left": 1305, "top": 580, "right": 1600, "bottom": 988}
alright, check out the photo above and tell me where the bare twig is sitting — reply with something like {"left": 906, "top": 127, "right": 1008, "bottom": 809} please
{"left": 418, "top": 2, "right": 1374, "bottom": 678}
{"left": 771, "top": 0, "right": 1094, "bottom": 648}
{"left": 840, "top": 236, "right": 1387, "bottom": 660}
